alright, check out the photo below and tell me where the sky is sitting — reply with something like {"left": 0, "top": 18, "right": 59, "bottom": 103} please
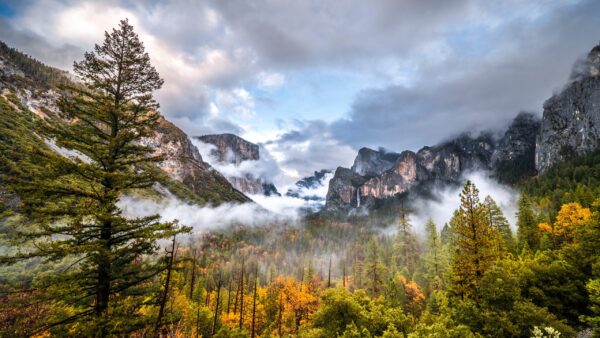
{"left": 1, "top": 0, "right": 599, "bottom": 183}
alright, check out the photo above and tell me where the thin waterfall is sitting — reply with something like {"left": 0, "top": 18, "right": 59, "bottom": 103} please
{"left": 356, "top": 188, "right": 360, "bottom": 208}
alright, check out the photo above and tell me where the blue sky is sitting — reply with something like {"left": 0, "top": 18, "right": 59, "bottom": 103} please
{"left": 0, "top": 0, "right": 598, "bottom": 179}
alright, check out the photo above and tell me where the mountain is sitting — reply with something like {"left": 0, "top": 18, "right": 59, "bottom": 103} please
{"left": 194, "top": 133, "right": 280, "bottom": 196}
{"left": 325, "top": 113, "right": 541, "bottom": 211}
{"left": 536, "top": 43, "right": 600, "bottom": 173}
{"left": 0, "top": 40, "right": 249, "bottom": 206}
{"left": 286, "top": 169, "right": 333, "bottom": 201}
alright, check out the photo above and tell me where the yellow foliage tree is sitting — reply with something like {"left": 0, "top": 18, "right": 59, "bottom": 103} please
{"left": 538, "top": 202, "right": 591, "bottom": 246}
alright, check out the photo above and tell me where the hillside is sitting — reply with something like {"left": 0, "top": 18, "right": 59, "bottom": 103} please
{"left": 0, "top": 40, "right": 249, "bottom": 206}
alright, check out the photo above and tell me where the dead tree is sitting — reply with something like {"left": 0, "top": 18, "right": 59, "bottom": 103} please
{"left": 154, "top": 235, "right": 177, "bottom": 337}
{"left": 251, "top": 264, "right": 259, "bottom": 338}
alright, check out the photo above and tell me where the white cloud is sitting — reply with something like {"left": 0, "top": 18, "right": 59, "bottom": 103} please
{"left": 257, "top": 71, "right": 285, "bottom": 90}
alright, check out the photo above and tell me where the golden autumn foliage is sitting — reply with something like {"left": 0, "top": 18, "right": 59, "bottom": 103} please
{"left": 538, "top": 202, "right": 591, "bottom": 244}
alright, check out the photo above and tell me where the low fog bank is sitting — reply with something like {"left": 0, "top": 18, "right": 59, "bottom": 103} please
{"left": 412, "top": 171, "right": 519, "bottom": 235}
{"left": 118, "top": 195, "right": 297, "bottom": 234}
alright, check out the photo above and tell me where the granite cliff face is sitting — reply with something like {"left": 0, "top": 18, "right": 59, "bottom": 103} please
{"left": 286, "top": 169, "right": 333, "bottom": 201}
{"left": 195, "top": 134, "right": 280, "bottom": 196}
{"left": 142, "top": 120, "right": 249, "bottom": 203}
{"left": 536, "top": 44, "right": 600, "bottom": 173}
{"left": 494, "top": 112, "right": 541, "bottom": 183}
{"left": 197, "top": 133, "right": 260, "bottom": 165}
{"left": 326, "top": 113, "right": 541, "bottom": 210}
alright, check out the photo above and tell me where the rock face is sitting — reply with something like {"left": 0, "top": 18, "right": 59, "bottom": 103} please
{"left": 197, "top": 133, "right": 260, "bottom": 165}
{"left": 195, "top": 134, "right": 280, "bottom": 196}
{"left": 326, "top": 113, "right": 541, "bottom": 210}
{"left": 351, "top": 148, "right": 402, "bottom": 176}
{"left": 536, "top": 44, "right": 600, "bottom": 173}
{"left": 494, "top": 112, "right": 541, "bottom": 183}
{"left": 286, "top": 169, "right": 333, "bottom": 201}
{"left": 142, "top": 120, "right": 249, "bottom": 203}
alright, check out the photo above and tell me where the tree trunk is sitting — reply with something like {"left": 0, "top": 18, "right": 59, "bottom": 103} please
{"left": 327, "top": 256, "right": 332, "bottom": 288}
{"left": 239, "top": 257, "right": 245, "bottom": 330}
{"left": 190, "top": 249, "right": 197, "bottom": 299}
{"left": 154, "top": 235, "right": 176, "bottom": 338}
{"left": 212, "top": 276, "right": 222, "bottom": 336}
{"left": 251, "top": 264, "right": 258, "bottom": 338}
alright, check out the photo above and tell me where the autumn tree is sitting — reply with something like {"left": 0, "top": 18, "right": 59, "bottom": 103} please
{"left": 449, "top": 181, "right": 500, "bottom": 304}
{"left": 1, "top": 19, "right": 188, "bottom": 336}
{"left": 538, "top": 202, "right": 591, "bottom": 247}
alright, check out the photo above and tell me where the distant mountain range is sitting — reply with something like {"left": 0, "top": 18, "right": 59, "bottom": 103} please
{"left": 325, "top": 42, "right": 600, "bottom": 211}
{"left": 1, "top": 39, "right": 599, "bottom": 214}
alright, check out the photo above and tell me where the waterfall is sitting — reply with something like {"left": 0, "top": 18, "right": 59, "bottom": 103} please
{"left": 356, "top": 188, "right": 360, "bottom": 208}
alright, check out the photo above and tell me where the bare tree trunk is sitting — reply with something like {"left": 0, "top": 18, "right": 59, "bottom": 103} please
{"left": 189, "top": 249, "right": 197, "bottom": 299}
{"left": 238, "top": 257, "right": 245, "bottom": 330}
{"left": 327, "top": 256, "right": 332, "bottom": 288}
{"left": 277, "top": 291, "right": 283, "bottom": 337}
{"left": 211, "top": 275, "right": 222, "bottom": 336}
{"left": 251, "top": 264, "right": 258, "bottom": 338}
{"left": 154, "top": 235, "right": 176, "bottom": 338}
{"left": 343, "top": 262, "right": 346, "bottom": 288}
{"left": 226, "top": 278, "right": 232, "bottom": 313}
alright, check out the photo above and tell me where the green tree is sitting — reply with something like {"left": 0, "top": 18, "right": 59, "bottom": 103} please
{"left": 449, "top": 181, "right": 500, "bottom": 304}
{"left": 393, "top": 207, "right": 419, "bottom": 277}
{"left": 1, "top": 19, "right": 188, "bottom": 335}
{"left": 516, "top": 194, "right": 539, "bottom": 252}
{"left": 483, "top": 196, "right": 516, "bottom": 254}
{"left": 364, "top": 236, "right": 387, "bottom": 297}
{"left": 423, "top": 219, "right": 446, "bottom": 292}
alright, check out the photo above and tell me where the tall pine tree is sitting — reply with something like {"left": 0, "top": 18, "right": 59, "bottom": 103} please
{"left": 483, "top": 195, "right": 516, "bottom": 254}
{"left": 423, "top": 219, "right": 446, "bottom": 292}
{"left": 516, "top": 193, "right": 539, "bottom": 253}
{"left": 449, "top": 181, "right": 500, "bottom": 304}
{"left": 2, "top": 19, "right": 189, "bottom": 336}
{"left": 393, "top": 205, "right": 419, "bottom": 276}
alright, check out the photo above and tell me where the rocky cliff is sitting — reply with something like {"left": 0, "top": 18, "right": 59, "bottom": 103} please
{"left": 536, "top": 44, "right": 600, "bottom": 173}
{"left": 286, "top": 169, "right": 333, "bottom": 201}
{"left": 195, "top": 134, "right": 280, "bottom": 196}
{"left": 142, "top": 120, "right": 249, "bottom": 203}
{"left": 326, "top": 113, "right": 541, "bottom": 210}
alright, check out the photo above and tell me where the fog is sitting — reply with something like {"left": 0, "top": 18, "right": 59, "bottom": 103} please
{"left": 412, "top": 171, "right": 519, "bottom": 235}
{"left": 118, "top": 195, "right": 295, "bottom": 234}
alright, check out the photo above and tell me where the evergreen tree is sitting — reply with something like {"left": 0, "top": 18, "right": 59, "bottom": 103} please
{"left": 516, "top": 194, "right": 539, "bottom": 252}
{"left": 393, "top": 206, "right": 419, "bottom": 276}
{"left": 449, "top": 181, "right": 500, "bottom": 304}
{"left": 2, "top": 19, "right": 188, "bottom": 335}
{"left": 363, "top": 236, "right": 387, "bottom": 297}
{"left": 483, "top": 196, "right": 516, "bottom": 254}
{"left": 423, "top": 219, "right": 445, "bottom": 291}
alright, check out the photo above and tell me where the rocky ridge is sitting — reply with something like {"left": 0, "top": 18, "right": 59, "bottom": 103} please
{"left": 195, "top": 134, "right": 280, "bottom": 196}
{"left": 536, "top": 43, "right": 600, "bottom": 173}
{"left": 326, "top": 113, "right": 541, "bottom": 210}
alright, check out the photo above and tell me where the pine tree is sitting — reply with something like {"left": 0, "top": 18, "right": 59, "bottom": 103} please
{"left": 393, "top": 205, "right": 419, "bottom": 276}
{"left": 2, "top": 19, "right": 188, "bottom": 335}
{"left": 423, "top": 219, "right": 445, "bottom": 291}
{"left": 449, "top": 181, "right": 500, "bottom": 304}
{"left": 516, "top": 194, "right": 539, "bottom": 252}
{"left": 364, "top": 236, "right": 387, "bottom": 297}
{"left": 483, "top": 196, "right": 516, "bottom": 254}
